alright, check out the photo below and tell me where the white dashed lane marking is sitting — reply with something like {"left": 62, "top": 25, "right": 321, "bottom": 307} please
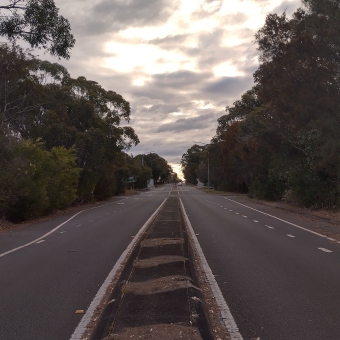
{"left": 200, "top": 195, "right": 337, "bottom": 257}
{"left": 318, "top": 248, "right": 333, "bottom": 253}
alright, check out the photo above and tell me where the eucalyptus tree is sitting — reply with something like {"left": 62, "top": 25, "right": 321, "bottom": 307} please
{"left": 0, "top": 0, "right": 75, "bottom": 59}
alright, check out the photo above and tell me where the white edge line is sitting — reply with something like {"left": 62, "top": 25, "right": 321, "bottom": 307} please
{"left": 179, "top": 198, "right": 243, "bottom": 340}
{"left": 224, "top": 197, "right": 340, "bottom": 244}
{"left": 0, "top": 198, "right": 127, "bottom": 259}
{"left": 69, "top": 198, "right": 168, "bottom": 340}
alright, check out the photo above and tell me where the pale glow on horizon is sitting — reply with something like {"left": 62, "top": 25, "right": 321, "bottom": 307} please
{"left": 171, "top": 163, "right": 184, "bottom": 180}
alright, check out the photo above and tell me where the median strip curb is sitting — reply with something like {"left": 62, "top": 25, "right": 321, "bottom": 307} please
{"left": 180, "top": 198, "right": 243, "bottom": 340}
{"left": 69, "top": 198, "right": 168, "bottom": 340}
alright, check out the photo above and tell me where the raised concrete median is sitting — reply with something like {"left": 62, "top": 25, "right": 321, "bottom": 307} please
{"left": 79, "top": 196, "right": 234, "bottom": 340}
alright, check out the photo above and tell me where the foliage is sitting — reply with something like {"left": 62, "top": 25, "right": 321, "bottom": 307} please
{"left": 126, "top": 153, "right": 172, "bottom": 189}
{"left": 0, "top": 0, "right": 75, "bottom": 59}
{"left": 185, "top": 0, "right": 340, "bottom": 209}
{"left": 4, "top": 140, "right": 79, "bottom": 221}
{"left": 0, "top": 44, "right": 142, "bottom": 221}
{"left": 180, "top": 144, "right": 204, "bottom": 184}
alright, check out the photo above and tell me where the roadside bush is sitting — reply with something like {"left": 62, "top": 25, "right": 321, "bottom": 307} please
{"left": 6, "top": 141, "right": 80, "bottom": 222}
{"left": 46, "top": 147, "right": 80, "bottom": 211}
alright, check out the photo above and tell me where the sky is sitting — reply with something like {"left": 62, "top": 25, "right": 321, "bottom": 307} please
{"left": 49, "top": 0, "right": 301, "bottom": 177}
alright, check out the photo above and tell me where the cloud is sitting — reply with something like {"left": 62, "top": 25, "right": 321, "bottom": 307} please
{"left": 44, "top": 0, "right": 302, "bottom": 178}
{"left": 157, "top": 113, "right": 218, "bottom": 133}
{"left": 271, "top": 0, "right": 301, "bottom": 16}
{"left": 204, "top": 76, "right": 253, "bottom": 96}
{"left": 78, "top": 0, "right": 177, "bottom": 35}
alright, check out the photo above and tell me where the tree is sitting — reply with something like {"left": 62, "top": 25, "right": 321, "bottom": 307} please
{"left": 142, "top": 153, "right": 171, "bottom": 184}
{"left": 180, "top": 145, "right": 204, "bottom": 184}
{"left": 0, "top": 0, "right": 75, "bottom": 59}
{"left": 0, "top": 45, "right": 141, "bottom": 220}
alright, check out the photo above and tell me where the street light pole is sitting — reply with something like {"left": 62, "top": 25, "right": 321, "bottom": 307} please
{"left": 193, "top": 141, "right": 210, "bottom": 193}
{"left": 141, "top": 151, "right": 155, "bottom": 167}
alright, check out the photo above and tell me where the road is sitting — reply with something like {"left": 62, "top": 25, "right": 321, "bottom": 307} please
{"left": 179, "top": 185, "right": 340, "bottom": 340}
{"left": 1, "top": 184, "right": 340, "bottom": 340}
{"left": 0, "top": 185, "right": 172, "bottom": 340}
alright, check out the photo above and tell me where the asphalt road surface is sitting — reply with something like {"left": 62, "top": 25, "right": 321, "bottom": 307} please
{"left": 179, "top": 185, "right": 340, "bottom": 340}
{"left": 0, "top": 185, "right": 172, "bottom": 340}
{"left": 1, "top": 184, "right": 340, "bottom": 340}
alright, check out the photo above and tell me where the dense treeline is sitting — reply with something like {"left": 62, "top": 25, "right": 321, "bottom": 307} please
{"left": 182, "top": 0, "right": 340, "bottom": 209}
{"left": 0, "top": 44, "right": 172, "bottom": 222}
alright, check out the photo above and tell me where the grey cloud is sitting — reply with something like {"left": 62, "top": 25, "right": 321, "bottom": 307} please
{"left": 130, "top": 71, "right": 214, "bottom": 103}
{"left": 204, "top": 76, "right": 253, "bottom": 96}
{"left": 157, "top": 113, "right": 218, "bottom": 133}
{"left": 152, "top": 71, "right": 213, "bottom": 88}
{"left": 51, "top": 0, "right": 301, "bottom": 175}
{"left": 191, "top": 0, "right": 223, "bottom": 20}
{"left": 226, "top": 12, "right": 249, "bottom": 25}
{"left": 83, "top": 0, "right": 176, "bottom": 35}
{"left": 149, "top": 34, "right": 190, "bottom": 47}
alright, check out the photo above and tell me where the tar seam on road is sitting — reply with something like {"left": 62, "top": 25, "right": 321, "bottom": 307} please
{"left": 0, "top": 198, "right": 127, "bottom": 259}
{"left": 179, "top": 198, "right": 244, "bottom": 340}
{"left": 69, "top": 198, "right": 168, "bottom": 340}
{"left": 224, "top": 197, "right": 340, "bottom": 244}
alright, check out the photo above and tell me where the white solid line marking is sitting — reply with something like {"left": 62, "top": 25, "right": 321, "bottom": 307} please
{"left": 70, "top": 198, "right": 168, "bottom": 340}
{"left": 266, "top": 225, "right": 274, "bottom": 229}
{"left": 180, "top": 199, "right": 243, "bottom": 340}
{"left": 224, "top": 197, "right": 340, "bottom": 244}
{"left": 0, "top": 198, "right": 127, "bottom": 258}
{"left": 287, "top": 234, "right": 295, "bottom": 238}
{"left": 36, "top": 240, "right": 45, "bottom": 244}
{"left": 318, "top": 248, "right": 333, "bottom": 253}
{"left": 253, "top": 220, "right": 259, "bottom": 223}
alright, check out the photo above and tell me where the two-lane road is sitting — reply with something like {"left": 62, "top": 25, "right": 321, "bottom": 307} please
{"left": 0, "top": 184, "right": 173, "bottom": 340}
{"left": 179, "top": 185, "right": 340, "bottom": 340}
{"left": 2, "top": 183, "right": 340, "bottom": 340}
